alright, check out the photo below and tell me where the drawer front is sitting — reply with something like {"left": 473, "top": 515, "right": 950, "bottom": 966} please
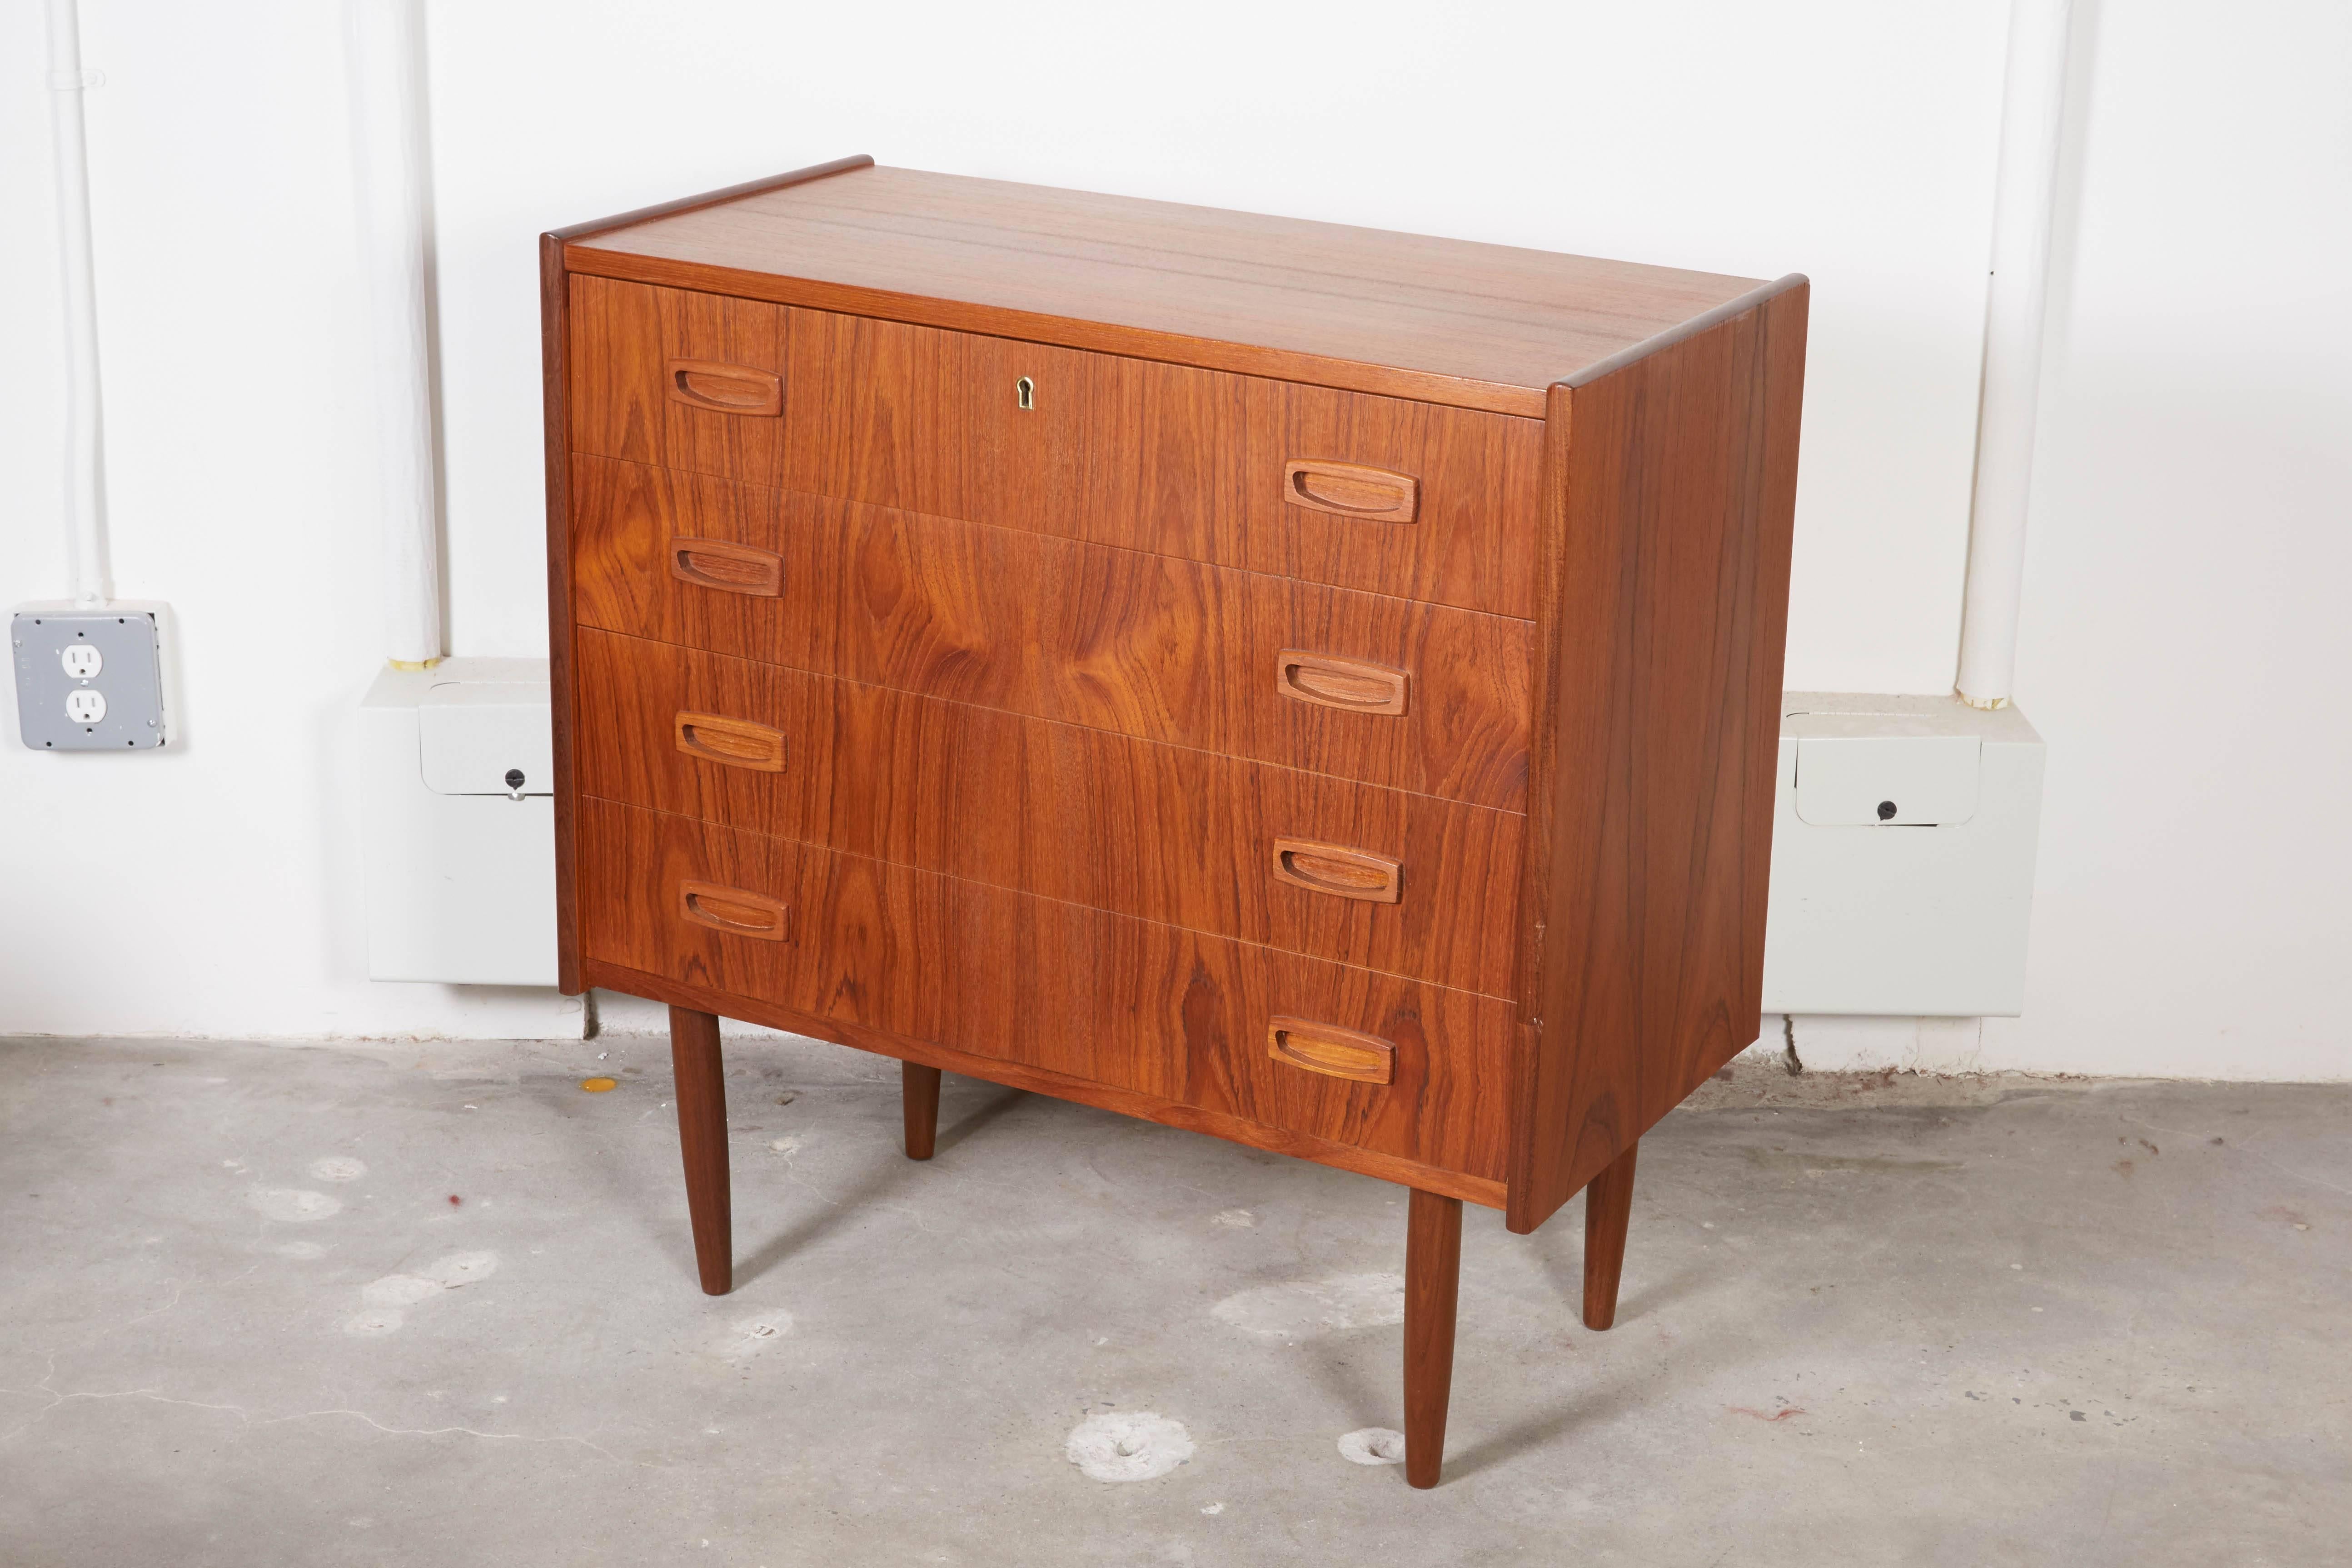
{"left": 575, "top": 627, "right": 1524, "bottom": 997}
{"left": 578, "top": 797, "right": 1512, "bottom": 1181}
{"left": 568, "top": 274, "right": 1544, "bottom": 618}
{"left": 571, "top": 454, "right": 1532, "bottom": 811}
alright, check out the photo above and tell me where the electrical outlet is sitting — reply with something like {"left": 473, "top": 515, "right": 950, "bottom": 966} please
{"left": 13, "top": 604, "right": 172, "bottom": 751}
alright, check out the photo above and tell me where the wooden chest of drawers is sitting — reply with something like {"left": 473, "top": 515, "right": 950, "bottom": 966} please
{"left": 542, "top": 156, "right": 1806, "bottom": 1487}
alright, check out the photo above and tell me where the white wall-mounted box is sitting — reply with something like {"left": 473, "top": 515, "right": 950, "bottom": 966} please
{"left": 1761, "top": 693, "right": 2044, "bottom": 1016}
{"left": 359, "top": 657, "right": 556, "bottom": 986}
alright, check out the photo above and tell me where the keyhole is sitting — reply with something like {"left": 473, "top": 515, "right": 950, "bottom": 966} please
{"left": 1016, "top": 375, "right": 1035, "bottom": 411}
{"left": 1877, "top": 800, "right": 1897, "bottom": 821}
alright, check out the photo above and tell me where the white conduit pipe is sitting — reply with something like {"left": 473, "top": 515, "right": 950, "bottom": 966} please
{"left": 1955, "top": 0, "right": 2075, "bottom": 709}
{"left": 345, "top": 0, "right": 443, "bottom": 669}
{"left": 46, "top": 0, "right": 107, "bottom": 610}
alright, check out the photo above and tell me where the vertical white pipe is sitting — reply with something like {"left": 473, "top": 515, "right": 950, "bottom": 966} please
{"left": 345, "top": 0, "right": 443, "bottom": 668}
{"left": 1955, "top": 0, "right": 2075, "bottom": 709}
{"left": 46, "top": 0, "right": 107, "bottom": 610}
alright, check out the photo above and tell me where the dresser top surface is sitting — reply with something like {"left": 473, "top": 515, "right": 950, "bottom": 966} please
{"left": 562, "top": 161, "right": 1772, "bottom": 417}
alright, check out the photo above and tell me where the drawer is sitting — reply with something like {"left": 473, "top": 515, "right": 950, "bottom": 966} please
{"left": 574, "top": 627, "right": 1524, "bottom": 997}
{"left": 568, "top": 274, "right": 1545, "bottom": 618}
{"left": 578, "top": 797, "right": 1513, "bottom": 1182}
{"left": 570, "top": 454, "right": 1532, "bottom": 811}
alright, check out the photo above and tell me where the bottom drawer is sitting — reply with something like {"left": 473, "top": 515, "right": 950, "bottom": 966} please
{"left": 578, "top": 796, "right": 1511, "bottom": 1182}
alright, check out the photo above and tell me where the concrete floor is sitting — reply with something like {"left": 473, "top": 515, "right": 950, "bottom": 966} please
{"left": 1, "top": 1035, "right": 2345, "bottom": 1567}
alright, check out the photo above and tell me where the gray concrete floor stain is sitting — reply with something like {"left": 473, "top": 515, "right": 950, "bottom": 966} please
{"left": 1, "top": 1036, "right": 2345, "bottom": 1566}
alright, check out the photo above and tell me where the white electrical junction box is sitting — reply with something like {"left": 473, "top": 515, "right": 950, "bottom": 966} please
{"left": 1760, "top": 693, "right": 2045, "bottom": 1016}
{"left": 359, "top": 657, "right": 557, "bottom": 985}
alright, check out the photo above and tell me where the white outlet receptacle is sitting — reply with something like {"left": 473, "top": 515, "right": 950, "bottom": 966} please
{"left": 61, "top": 645, "right": 101, "bottom": 679}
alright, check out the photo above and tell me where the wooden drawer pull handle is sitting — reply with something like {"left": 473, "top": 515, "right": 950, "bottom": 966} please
{"left": 674, "top": 712, "right": 788, "bottom": 773}
{"left": 679, "top": 880, "right": 792, "bottom": 942}
{"left": 1283, "top": 459, "right": 1419, "bottom": 523}
{"left": 666, "top": 358, "right": 783, "bottom": 417}
{"left": 1271, "top": 838, "right": 1401, "bottom": 904}
{"left": 670, "top": 537, "right": 783, "bottom": 597}
{"left": 1267, "top": 1017, "right": 1396, "bottom": 1086}
{"left": 1276, "top": 650, "right": 1409, "bottom": 716}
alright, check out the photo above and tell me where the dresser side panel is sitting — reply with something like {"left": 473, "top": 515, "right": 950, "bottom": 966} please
{"left": 1506, "top": 286, "right": 1808, "bottom": 1233}
{"left": 1739, "top": 289, "right": 1809, "bottom": 1029}
{"left": 542, "top": 234, "right": 582, "bottom": 994}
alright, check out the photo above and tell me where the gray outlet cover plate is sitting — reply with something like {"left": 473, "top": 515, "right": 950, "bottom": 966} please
{"left": 13, "top": 610, "right": 168, "bottom": 750}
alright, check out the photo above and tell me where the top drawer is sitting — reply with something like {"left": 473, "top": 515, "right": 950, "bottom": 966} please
{"left": 568, "top": 275, "right": 1545, "bottom": 619}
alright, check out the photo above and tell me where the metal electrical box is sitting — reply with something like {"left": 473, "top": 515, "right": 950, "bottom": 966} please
{"left": 359, "top": 657, "right": 557, "bottom": 986}
{"left": 12, "top": 603, "right": 173, "bottom": 751}
{"left": 1760, "top": 693, "right": 2045, "bottom": 1016}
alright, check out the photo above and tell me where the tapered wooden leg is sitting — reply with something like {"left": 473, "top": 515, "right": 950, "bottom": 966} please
{"left": 667, "top": 1006, "right": 732, "bottom": 1296}
{"left": 902, "top": 1061, "right": 942, "bottom": 1160}
{"left": 1404, "top": 1187, "right": 1463, "bottom": 1489}
{"left": 1582, "top": 1140, "right": 1639, "bottom": 1330}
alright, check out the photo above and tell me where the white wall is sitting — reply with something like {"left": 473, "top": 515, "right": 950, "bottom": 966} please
{"left": 1993, "top": 0, "right": 2352, "bottom": 1079}
{"left": 1, "top": 3, "right": 2344, "bottom": 1075}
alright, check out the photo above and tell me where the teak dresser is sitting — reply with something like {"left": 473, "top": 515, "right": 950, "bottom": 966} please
{"left": 542, "top": 155, "right": 1807, "bottom": 1488}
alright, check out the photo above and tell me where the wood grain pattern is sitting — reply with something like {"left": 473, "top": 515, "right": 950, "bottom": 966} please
{"left": 585, "top": 953, "right": 1507, "bottom": 1209}
{"left": 1270, "top": 838, "right": 1402, "bottom": 905}
{"left": 569, "top": 275, "right": 1544, "bottom": 618}
{"left": 563, "top": 164, "right": 1767, "bottom": 417}
{"left": 1581, "top": 1140, "right": 1638, "bottom": 1331}
{"left": 1267, "top": 1017, "right": 1395, "bottom": 1085}
{"left": 1404, "top": 1188, "right": 1462, "bottom": 1489}
{"left": 541, "top": 234, "right": 582, "bottom": 994}
{"left": 670, "top": 536, "right": 783, "bottom": 596}
{"left": 1280, "top": 458, "right": 1419, "bottom": 524}
{"left": 1505, "top": 280, "right": 1809, "bottom": 1234}
{"left": 548, "top": 154, "right": 875, "bottom": 245}
{"left": 1251, "top": 379, "right": 1541, "bottom": 617}
{"left": 573, "top": 627, "right": 1522, "bottom": 996}
{"left": 902, "top": 1061, "right": 942, "bottom": 1161}
{"left": 578, "top": 796, "right": 1515, "bottom": 1183}
{"left": 568, "top": 454, "right": 1532, "bottom": 810}
{"left": 548, "top": 169, "right": 1816, "bottom": 1489}
{"left": 666, "top": 357, "right": 782, "bottom": 417}
{"left": 678, "top": 878, "right": 791, "bottom": 941}
{"left": 1276, "top": 650, "right": 1410, "bottom": 716}
{"left": 673, "top": 710, "right": 788, "bottom": 772}
{"left": 545, "top": 156, "right": 878, "bottom": 997}
{"left": 668, "top": 1005, "right": 733, "bottom": 1294}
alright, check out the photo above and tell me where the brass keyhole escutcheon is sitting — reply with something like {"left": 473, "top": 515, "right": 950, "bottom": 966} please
{"left": 1016, "top": 375, "right": 1035, "bottom": 411}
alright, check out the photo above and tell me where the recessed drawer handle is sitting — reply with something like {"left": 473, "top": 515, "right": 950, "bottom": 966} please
{"left": 674, "top": 712, "right": 788, "bottom": 773}
{"left": 1276, "top": 651, "right": 1409, "bottom": 716}
{"left": 670, "top": 536, "right": 783, "bottom": 597}
{"left": 1267, "top": 1017, "right": 1396, "bottom": 1085}
{"left": 665, "top": 358, "right": 783, "bottom": 417}
{"left": 1271, "top": 838, "right": 1402, "bottom": 904}
{"left": 1283, "top": 459, "right": 1419, "bottom": 523}
{"left": 678, "top": 880, "right": 792, "bottom": 942}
